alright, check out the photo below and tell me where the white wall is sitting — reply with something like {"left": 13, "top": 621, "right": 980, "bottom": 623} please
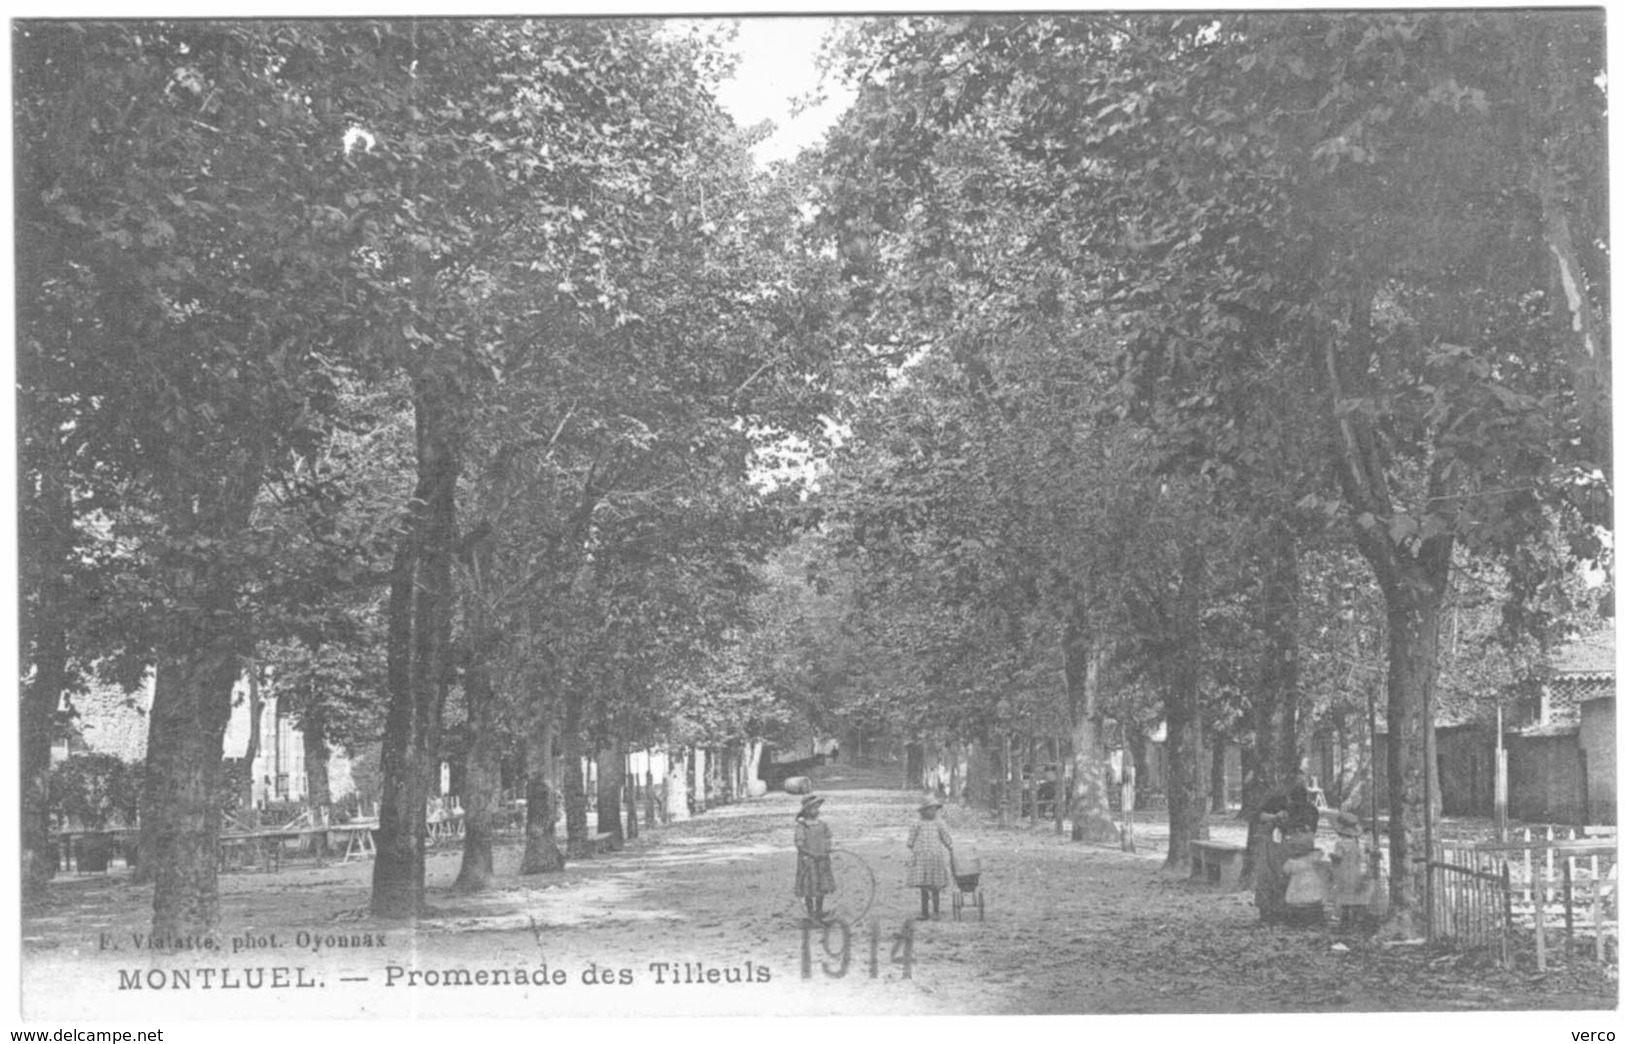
{"left": 61, "top": 671, "right": 353, "bottom": 807}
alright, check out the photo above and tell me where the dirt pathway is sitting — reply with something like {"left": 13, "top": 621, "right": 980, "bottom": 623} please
{"left": 21, "top": 766, "right": 1616, "bottom": 1019}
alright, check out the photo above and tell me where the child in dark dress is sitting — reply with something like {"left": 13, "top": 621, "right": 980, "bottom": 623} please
{"left": 794, "top": 795, "right": 835, "bottom": 923}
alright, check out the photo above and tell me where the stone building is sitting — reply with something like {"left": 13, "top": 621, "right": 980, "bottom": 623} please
{"left": 1369, "top": 628, "right": 1616, "bottom": 825}
{"left": 53, "top": 673, "right": 354, "bottom": 808}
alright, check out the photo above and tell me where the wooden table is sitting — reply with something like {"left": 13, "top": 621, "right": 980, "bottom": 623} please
{"left": 328, "top": 821, "right": 378, "bottom": 864}
{"left": 220, "top": 828, "right": 309, "bottom": 873}
{"left": 222, "top": 822, "right": 389, "bottom": 871}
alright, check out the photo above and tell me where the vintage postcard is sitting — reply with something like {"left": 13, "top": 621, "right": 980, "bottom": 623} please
{"left": 12, "top": 8, "right": 1616, "bottom": 1038}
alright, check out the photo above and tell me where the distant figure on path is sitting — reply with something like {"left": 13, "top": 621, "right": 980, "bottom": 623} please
{"left": 1036, "top": 765, "right": 1059, "bottom": 818}
{"left": 794, "top": 795, "right": 835, "bottom": 924}
{"left": 906, "top": 797, "right": 954, "bottom": 920}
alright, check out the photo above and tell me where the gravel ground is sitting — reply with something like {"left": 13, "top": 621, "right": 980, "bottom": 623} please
{"left": 21, "top": 764, "right": 1616, "bottom": 1024}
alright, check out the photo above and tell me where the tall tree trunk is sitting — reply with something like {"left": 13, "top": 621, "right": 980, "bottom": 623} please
{"left": 623, "top": 752, "right": 639, "bottom": 841}
{"left": 904, "top": 743, "right": 925, "bottom": 791}
{"left": 968, "top": 741, "right": 995, "bottom": 809}
{"left": 994, "top": 731, "right": 1007, "bottom": 819}
{"left": 1163, "top": 545, "right": 1209, "bottom": 873}
{"left": 706, "top": 747, "right": 723, "bottom": 808}
{"left": 1380, "top": 569, "right": 1448, "bottom": 935}
{"left": 692, "top": 746, "right": 707, "bottom": 814}
{"left": 302, "top": 706, "right": 332, "bottom": 858}
{"left": 520, "top": 720, "right": 563, "bottom": 874}
{"left": 715, "top": 749, "right": 731, "bottom": 806}
{"left": 1127, "top": 726, "right": 1152, "bottom": 794}
{"left": 372, "top": 375, "right": 459, "bottom": 919}
{"left": 144, "top": 647, "right": 239, "bottom": 936}
{"left": 665, "top": 749, "right": 690, "bottom": 822}
{"left": 455, "top": 444, "right": 517, "bottom": 892}
{"left": 1026, "top": 736, "right": 1039, "bottom": 828}
{"left": 1325, "top": 291, "right": 1453, "bottom": 932}
{"left": 240, "top": 666, "right": 265, "bottom": 818}
{"left": 1209, "top": 734, "right": 1228, "bottom": 814}
{"left": 21, "top": 631, "right": 63, "bottom": 901}
{"left": 372, "top": 533, "right": 422, "bottom": 913}
{"left": 453, "top": 645, "right": 499, "bottom": 891}
{"left": 1053, "top": 737, "right": 1067, "bottom": 833}
{"left": 561, "top": 691, "right": 592, "bottom": 858}
{"left": 1065, "top": 628, "right": 1120, "bottom": 843}
{"left": 987, "top": 738, "right": 1004, "bottom": 823}
{"left": 744, "top": 741, "right": 764, "bottom": 797}
{"left": 142, "top": 456, "right": 263, "bottom": 935}
{"left": 1241, "top": 524, "right": 1301, "bottom": 884}
{"left": 20, "top": 441, "right": 73, "bottom": 903}
{"left": 594, "top": 742, "right": 624, "bottom": 850}
{"left": 1533, "top": 156, "right": 1609, "bottom": 468}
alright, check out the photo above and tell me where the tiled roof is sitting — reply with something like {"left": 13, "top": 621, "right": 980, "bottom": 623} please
{"left": 1369, "top": 629, "right": 1616, "bottom": 738}
{"left": 1553, "top": 629, "right": 1617, "bottom": 677}
{"left": 1511, "top": 721, "right": 1582, "bottom": 739}
{"left": 1558, "top": 675, "right": 1616, "bottom": 704}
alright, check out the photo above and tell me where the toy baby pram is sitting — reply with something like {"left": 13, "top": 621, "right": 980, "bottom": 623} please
{"left": 950, "top": 847, "right": 984, "bottom": 921}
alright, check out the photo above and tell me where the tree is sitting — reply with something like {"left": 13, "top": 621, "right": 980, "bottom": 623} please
{"left": 975, "top": 10, "right": 1606, "bottom": 925}
{"left": 814, "top": 26, "right": 1217, "bottom": 843}
{"left": 49, "top": 754, "right": 143, "bottom": 831}
{"left": 18, "top": 389, "right": 85, "bottom": 898}
{"left": 817, "top": 15, "right": 1606, "bottom": 922}
{"left": 16, "top": 21, "right": 389, "bottom": 935}
{"left": 338, "top": 18, "right": 841, "bottom": 908}
{"left": 257, "top": 379, "right": 407, "bottom": 831}
{"left": 285, "top": 18, "right": 758, "bottom": 913}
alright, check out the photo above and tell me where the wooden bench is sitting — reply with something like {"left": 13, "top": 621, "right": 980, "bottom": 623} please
{"left": 593, "top": 832, "right": 618, "bottom": 854}
{"left": 1189, "top": 840, "right": 1247, "bottom": 892}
